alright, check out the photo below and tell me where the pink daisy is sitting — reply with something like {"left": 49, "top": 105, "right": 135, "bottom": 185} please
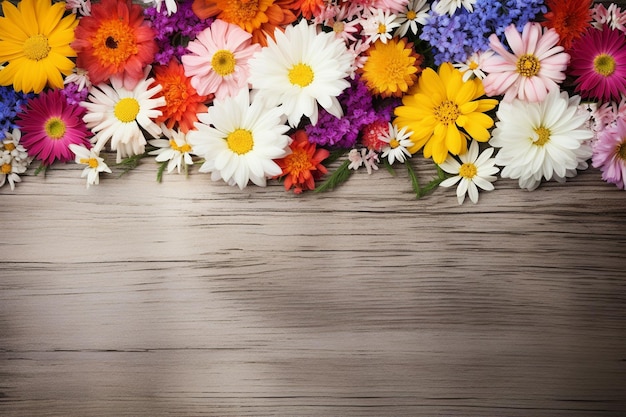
{"left": 482, "top": 22, "right": 570, "bottom": 102}
{"left": 17, "top": 90, "right": 91, "bottom": 166}
{"left": 569, "top": 26, "right": 626, "bottom": 102}
{"left": 592, "top": 117, "right": 626, "bottom": 190}
{"left": 181, "top": 19, "right": 260, "bottom": 100}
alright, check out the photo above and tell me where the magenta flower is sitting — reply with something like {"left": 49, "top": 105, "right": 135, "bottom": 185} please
{"left": 482, "top": 22, "right": 570, "bottom": 102}
{"left": 17, "top": 89, "right": 91, "bottom": 165}
{"left": 592, "top": 117, "right": 626, "bottom": 190}
{"left": 569, "top": 26, "right": 626, "bottom": 102}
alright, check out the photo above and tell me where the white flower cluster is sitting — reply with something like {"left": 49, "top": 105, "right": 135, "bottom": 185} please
{"left": 0, "top": 129, "right": 32, "bottom": 190}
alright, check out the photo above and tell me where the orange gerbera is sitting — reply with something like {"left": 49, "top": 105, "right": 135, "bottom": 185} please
{"left": 542, "top": 0, "right": 592, "bottom": 50}
{"left": 72, "top": 0, "right": 157, "bottom": 88}
{"left": 275, "top": 130, "right": 329, "bottom": 194}
{"left": 153, "top": 59, "right": 210, "bottom": 133}
{"left": 192, "top": 0, "right": 298, "bottom": 45}
{"left": 294, "top": 0, "right": 325, "bottom": 19}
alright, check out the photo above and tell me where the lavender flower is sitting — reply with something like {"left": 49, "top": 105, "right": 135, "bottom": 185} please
{"left": 0, "top": 86, "right": 31, "bottom": 141}
{"left": 144, "top": 0, "right": 213, "bottom": 65}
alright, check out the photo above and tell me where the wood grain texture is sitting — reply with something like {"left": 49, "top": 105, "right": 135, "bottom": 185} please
{"left": 1, "top": 159, "right": 626, "bottom": 416}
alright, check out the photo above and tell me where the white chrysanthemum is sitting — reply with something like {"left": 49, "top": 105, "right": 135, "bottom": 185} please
{"left": 148, "top": 125, "right": 195, "bottom": 175}
{"left": 439, "top": 140, "right": 499, "bottom": 204}
{"left": 380, "top": 123, "right": 414, "bottom": 164}
{"left": 490, "top": 89, "right": 594, "bottom": 191}
{"left": 361, "top": 7, "right": 400, "bottom": 44}
{"left": 0, "top": 129, "right": 32, "bottom": 191}
{"left": 249, "top": 19, "right": 353, "bottom": 127}
{"left": 188, "top": 88, "right": 290, "bottom": 189}
{"left": 433, "top": 0, "right": 476, "bottom": 15}
{"left": 394, "top": 0, "right": 430, "bottom": 37}
{"left": 69, "top": 144, "right": 112, "bottom": 188}
{"left": 81, "top": 68, "right": 166, "bottom": 162}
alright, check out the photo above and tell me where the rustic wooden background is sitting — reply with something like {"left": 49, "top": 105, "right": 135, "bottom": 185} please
{"left": 1, "top": 157, "right": 625, "bottom": 416}
{"left": 3, "top": 0, "right": 626, "bottom": 414}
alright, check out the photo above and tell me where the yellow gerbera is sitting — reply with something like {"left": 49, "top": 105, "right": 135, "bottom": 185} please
{"left": 0, "top": 0, "right": 77, "bottom": 93}
{"left": 360, "top": 38, "right": 423, "bottom": 98}
{"left": 394, "top": 62, "right": 499, "bottom": 164}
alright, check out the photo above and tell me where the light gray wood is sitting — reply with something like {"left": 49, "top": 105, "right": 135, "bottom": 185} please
{"left": 1, "top": 159, "right": 625, "bottom": 416}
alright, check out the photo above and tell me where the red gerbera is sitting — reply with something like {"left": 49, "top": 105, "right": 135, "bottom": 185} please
{"left": 153, "top": 59, "right": 211, "bottom": 133}
{"left": 275, "top": 130, "right": 330, "bottom": 194}
{"left": 542, "top": 0, "right": 593, "bottom": 50}
{"left": 17, "top": 90, "right": 91, "bottom": 166}
{"left": 71, "top": 0, "right": 157, "bottom": 89}
{"left": 569, "top": 26, "right": 626, "bottom": 102}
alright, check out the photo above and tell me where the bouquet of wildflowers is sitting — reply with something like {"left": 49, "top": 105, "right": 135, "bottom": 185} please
{"left": 1, "top": 0, "right": 625, "bottom": 204}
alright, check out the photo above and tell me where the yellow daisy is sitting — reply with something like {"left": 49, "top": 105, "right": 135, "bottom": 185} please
{"left": 360, "top": 38, "right": 422, "bottom": 98}
{"left": 394, "top": 62, "right": 498, "bottom": 164}
{"left": 0, "top": 0, "right": 78, "bottom": 94}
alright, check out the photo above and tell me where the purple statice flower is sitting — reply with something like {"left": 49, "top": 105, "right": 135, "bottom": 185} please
{"left": 421, "top": 0, "right": 546, "bottom": 65}
{"left": 0, "top": 86, "right": 31, "bottom": 141}
{"left": 62, "top": 82, "right": 90, "bottom": 106}
{"left": 144, "top": 0, "right": 213, "bottom": 65}
{"left": 305, "top": 76, "right": 399, "bottom": 149}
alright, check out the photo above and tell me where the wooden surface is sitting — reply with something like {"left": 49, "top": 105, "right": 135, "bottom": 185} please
{"left": 1, "top": 159, "right": 626, "bottom": 416}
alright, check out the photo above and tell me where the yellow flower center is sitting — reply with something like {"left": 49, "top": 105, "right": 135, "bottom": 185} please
{"left": 288, "top": 63, "right": 314, "bottom": 87}
{"left": 169, "top": 140, "right": 192, "bottom": 153}
{"left": 389, "top": 138, "right": 400, "bottom": 149}
{"left": 333, "top": 21, "right": 345, "bottom": 34}
{"left": 533, "top": 126, "right": 551, "bottom": 146}
{"left": 114, "top": 98, "right": 140, "bottom": 123}
{"left": 227, "top": 128, "right": 254, "bottom": 155}
{"left": 469, "top": 61, "right": 479, "bottom": 70}
{"left": 593, "top": 54, "right": 616, "bottom": 77}
{"left": 222, "top": 0, "right": 260, "bottom": 23}
{"left": 617, "top": 141, "right": 626, "bottom": 160}
{"left": 212, "top": 50, "right": 237, "bottom": 76}
{"left": 516, "top": 54, "right": 541, "bottom": 77}
{"left": 4, "top": 142, "right": 16, "bottom": 151}
{"left": 80, "top": 157, "right": 100, "bottom": 168}
{"left": 23, "top": 34, "right": 51, "bottom": 61}
{"left": 92, "top": 20, "right": 138, "bottom": 66}
{"left": 44, "top": 117, "right": 66, "bottom": 140}
{"left": 459, "top": 162, "right": 477, "bottom": 179}
{"left": 434, "top": 100, "right": 460, "bottom": 125}
{"left": 285, "top": 148, "right": 313, "bottom": 174}
{"left": 377, "top": 23, "right": 387, "bottom": 34}
{"left": 1, "top": 163, "right": 12, "bottom": 174}
{"left": 406, "top": 10, "right": 417, "bottom": 20}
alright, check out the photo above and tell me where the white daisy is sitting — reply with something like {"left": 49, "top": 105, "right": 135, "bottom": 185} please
{"left": 0, "top": 129, "right": 32, "bottom": 191}
{"left": 394, "top": 0, "right": 430, "bottom": 37}
{"left": 69, "top": 144, "right": 112, "bottom": 188}
{"left": 249, "top": 19, "right": 353, "bottom": 127}
{"left": 361, "top": 7, "right": 400, "bottom": 45}
{"left": 380, "top": 123, "right": 414, "bottom": 165}
{"left": 81, "top": 68, "right": 166, "bottom": 162}
{"left": 138, "top": 0, "right": 177, "bottom": 15}
{"left": 433, "top": 0, "right": 476, "bottom": 15}
{"left": 188, "top": 88, "right": 290, "bottom": 189}
{"left": 453, "top": 50, "right": 494, "bottom": 82}
{"left": 490, "top": 89, "right": 594, "bottom": 191}
{"left": 63, "top": 67, "right": 91, "bottom": 91}
{"left": 439, "top": 140, "right": 499, "bottom": 204}
{"left": 148, "top": 125, "right": 195, "bottom": 175}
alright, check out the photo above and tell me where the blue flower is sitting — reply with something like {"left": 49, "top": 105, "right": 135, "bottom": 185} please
{"left": 0, "top": 86, "right": 31, "bottom": 140}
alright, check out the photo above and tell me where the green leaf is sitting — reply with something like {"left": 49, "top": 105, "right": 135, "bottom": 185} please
{"left": 405, "top": 160, "right": 421, "bottom": 198}
{"left": 156, "top": 160, "right": 168, "bottom": 183}
{"left": 314, "top": 159, "right": 353, "bottom": 193}
{"left": 115, "top": 152, "right": 149, "bottom": 177}
{"left": 322, "top": 149, "right": 348, "bottom": 166}
{"left": 33, "top": 163, "right": 48, "bottom": 177}
{"left": 382, "top": 158, "right": 396, "bottom": 176}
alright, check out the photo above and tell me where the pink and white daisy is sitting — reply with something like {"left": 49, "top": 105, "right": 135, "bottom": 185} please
{"left": 17, "top": 89, "right": 91, "bottom": 166}
{"left": 182, "top": 19, "right": 260, "bottom": 100}
{"left": 361, "top": 7, "right": 400, "bottom": 45}
{"left": 482, "top": 22, "right": 570, "bottom": 102}
{"left": 569, "top": 26, "right": 626, "bottom": 102}
{"left": 592, "top": 117, "right": 626, "bottom": 190}
{"left": 433, "top": 0, "right": 476, "bottom": 16}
